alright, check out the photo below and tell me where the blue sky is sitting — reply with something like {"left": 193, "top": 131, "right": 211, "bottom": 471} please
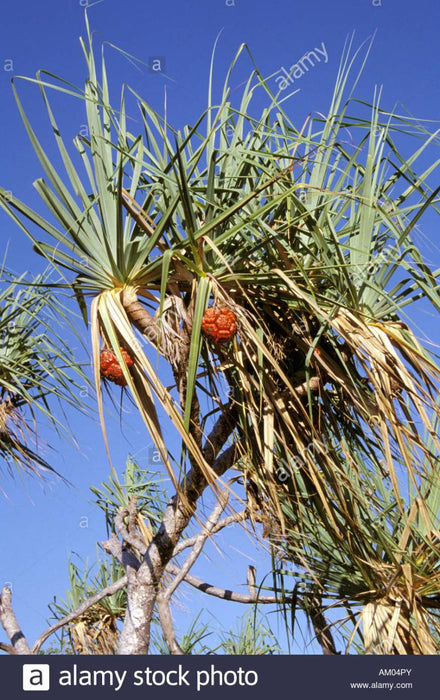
{"left": 1, "top": 0, "right": 439, "bottom": 654}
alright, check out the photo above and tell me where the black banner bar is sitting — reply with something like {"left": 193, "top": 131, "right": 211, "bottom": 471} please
{"left": 1, "top": 654, "right": 437, "bottom": 699}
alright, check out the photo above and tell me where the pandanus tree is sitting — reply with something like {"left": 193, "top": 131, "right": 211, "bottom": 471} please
{"left": 0, "top": 267, "right": 88, "bottom": 478}
{"left": 1, "top": 22, "right": 440, "bottom": 654}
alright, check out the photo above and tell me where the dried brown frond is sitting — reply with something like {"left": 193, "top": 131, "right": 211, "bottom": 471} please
{"left": 68, "top": 606, "right": 119, "bottom": 655}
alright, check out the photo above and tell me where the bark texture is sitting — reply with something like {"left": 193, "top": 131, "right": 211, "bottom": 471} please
{"left": 116, "top": 433, "right": 241, "bottom": 654}
{"left": 0, "top": 586, "right": 30, "bottom": 654}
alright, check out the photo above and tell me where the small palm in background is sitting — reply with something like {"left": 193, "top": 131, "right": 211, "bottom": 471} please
{"left": 219, "top": 609, "right": 283, "bottom": 655}
{"left": 0, "top": 267, "right": 88, "bottom": 478}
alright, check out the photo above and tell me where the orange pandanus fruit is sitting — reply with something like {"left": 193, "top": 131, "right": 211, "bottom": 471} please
{"left": 201, "top": 307, "right": 237, "bottom": 344}
{"left": 100, "top": 348, "right": 134, "bottom": 386}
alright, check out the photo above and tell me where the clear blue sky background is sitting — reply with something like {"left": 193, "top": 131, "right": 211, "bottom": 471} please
{"left": 0, "top": 0, "right": 439, "bottom": 654}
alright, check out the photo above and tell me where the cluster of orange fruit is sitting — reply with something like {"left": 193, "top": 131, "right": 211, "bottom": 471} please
{"left": 201, "top": 307, "right": 237, "bottom": 344}
{"left": 100, "top": 306, "right": 237, "bottom": 386}
{"left": 100, "top": 348, "right": 134, "bottom": 386}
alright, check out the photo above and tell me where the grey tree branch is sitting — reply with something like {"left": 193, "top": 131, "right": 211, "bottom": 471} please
{"left": 157, "top": 593, "right": 184, "bottom": 655}
{"left": 116, "top": 416, "right": 244, "bottom": 655}
{"left": 211, "top": 440, "right": 245, "bottom": 478}
{"left": 164, "top": 491, "right": 229, "bottom": 600}
{"left": 172, "top": 509, "right": 248, "bottom": 556}
{"left": 31, "top": 576, "right": 128, "bottom": 655}
{"left": 309, "top": 596, "right": 339, "bottom": 655}
{"left": 0, "top": 586, "right": 30, "bottom": 654}
{"left": 115, "top": 506, "right": 146, "bottom": 561}
{"left": 102, "top": 534, "right": 124, "bottom": 564}
{"left": 30, "top": 522, "right": 307, "bottom": 657}
{"left": 165, "top": 563, "right": 298, "bottom": 605}
{"left": 202, "top": 402, "right": 239, "bottom": 465}
{"left": 247, "top": 566, "right": 258, "bottom": 602}
{"left": 30, "top": 564, "right": 294, "bottom": 658}
{"left": 109, "top": 504, "right": 248, "bottom": 563}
